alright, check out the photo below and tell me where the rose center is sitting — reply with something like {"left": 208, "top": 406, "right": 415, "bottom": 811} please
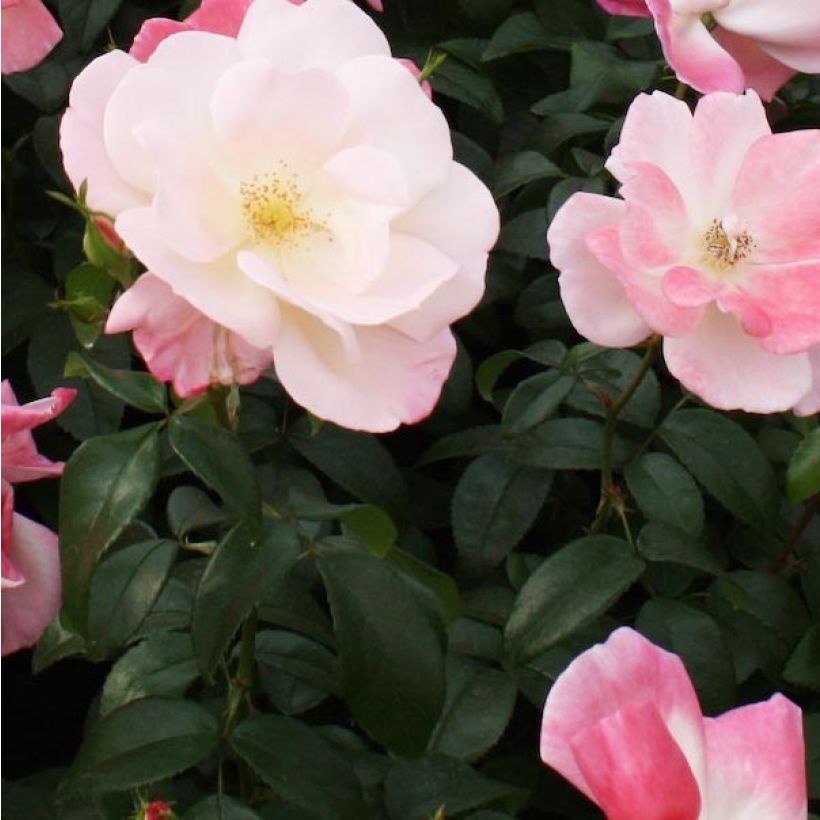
{"left": 702, "top": 218, "right": 755, "bottom": 273}
{"left": 240, "top": 170, "right": 321, "bottom": 247}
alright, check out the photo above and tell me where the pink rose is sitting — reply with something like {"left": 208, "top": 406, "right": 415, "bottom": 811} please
{"left": 61, "top": 0, "right": 499, "bottom": 432}
{"left": 541, "top": 628, "right": 806, "bottom": 819}
{"left": 1, "top": 381, "right": 76, "bottom": 656}
{"left": 596, "top": 0, "right": 651, "bottom": 17}
{"left": 1, "top": 0, "right": 62, "bottom": 75}
{"left": 548, "top": 90, "right": 820, "bottom": 415}
{"left": 106, "top": 273, "right": 273, "bottom": 397}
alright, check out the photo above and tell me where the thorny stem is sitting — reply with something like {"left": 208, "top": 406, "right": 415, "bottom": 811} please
{"left": 771, "top": 495, "right": 820, "bottom": 572}
{"left": 590, "top": 337, "right": 660, "bottom": 535}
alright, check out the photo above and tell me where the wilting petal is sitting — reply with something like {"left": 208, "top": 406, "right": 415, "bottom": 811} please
{"left": 1, "top": 0, "right": 62, "bottom": 75}
{"left": 548, "top": 194, "right": 651, "bottom": 347}
{"left": 540, "top": 627, "right": 707, "bottom": 804}
{"left": 663, "top": 307, "right": 812, "bottom": 412}
{"left": 274, "top": 310, "right": 456, "bottom": 432}
{"left": 1, "top": 513, "right": 61, "bottom": 656}
{"left": 702, "top": 695, "right": 806, "bottom": 820}
{"left": 571, "top": 702, "right": 701, "bottom": 820}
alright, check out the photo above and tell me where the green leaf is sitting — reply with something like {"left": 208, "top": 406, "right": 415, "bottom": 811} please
{"left": 452, "top": 454, "right": 551, "bottom": 569}
{"left": 340, "top": 505, "right": 397, "bottom": 557}
{"left": 418, "top": 426, "right": 507, "bottom": 465}
{"left": 384, "top": 756, "right": 524, "bottom": 820}
{"left": 496, "top": 209, "right": 548, "bottom": 260}
{"left": 100, "top": 633, "right": 199, "bottom": 717}
{"left": 256, "top": 630, "right": 337, "bottom": 716}
{"left": 784, "top": 624, "right": 820, "bottom": 692}
{"left": 88, "top": 539, "right": 178, "bottom": 658}
{"left": 290, "top": 419, "right": 407, "bottom": 519}
{"left": 430, "top": 57, "right": 503, "bottom": 124}
{"left": 475, "top": 343, "right": 566, "bottom": 403}
{"left": 192, "top": 519, "right": 301, "bottom": 678}
{"left": 502, "top": 372, "right": 574, "bottom": 435}
{"left": 318, "top": 548, "right": 446, "bottom": 757}
{"left": 806, "top": 714, "right": 820, "bottom": 800}
{"left": 787, "top": 428, "right": 820, "bottom": 505}
{"left": 387, "top": 548, "right": 461, "bottom": 625}
{"left": 60, "top": 423, "right": 162, "bottom": 633}
{"left": 58, "top": 0, "right": 124, "bottom": 52}
{"left": 232, "top": 715, "right": 367, "bottom": 819}
{"left": 483, "top": 12, "right": 552, "bottom": 60}
{"left": 63, "top": 263, "right": 116, "bottom": 348}
{"left": 428, "top": 657, "right": 517, "bottom": 762}
{"left": 505, "top": 536, "right": 644, "bottom": 665}
{"left": 636, "top": 599, "right": 736, "bottom": 714}
{"left": 184, "top": 796, "right": 261, "bottom": 819}
{"left": 637, "top": 522, "right": 723, "bottom": 575}
{"left": 624, "top": 453, "right": 704, "bottom": 537}
{"left": 64, "top": 698, "right": 219, "bottom": 795}
{"left": 167, "top": 486, "right": 231, "bottom": 538}
{"left": 169, "top": 415, "right": 261, "bottom": 522}
{"left": 659, "top": 409, "right": 779, "bottom": 531}
{"left": 65, "top": 351, "right": 167, "bottom": 414}
{"left": 511, "top": 418, "right": 631, "bottom": 470}
{"left": 33, "top": 614, "right": 87, "bottom": 673}
{"left": 485, "top": 151, "right": 563, "bottom": 198}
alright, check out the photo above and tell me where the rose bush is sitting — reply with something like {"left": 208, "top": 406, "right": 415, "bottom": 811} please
{"left": 61, "top": 0, "right": 499, "bottom": 431}
{"left": 548, "top": 89, "right": 820, "bottom": 414}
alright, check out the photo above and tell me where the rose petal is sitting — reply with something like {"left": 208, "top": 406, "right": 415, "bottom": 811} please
{"left": 1, "top": 0, "right": 62, "bottom": 75}
{"left": 711, "top": 27, "right": 795, "bottom": 100}
{"left": 663, "top": 306, "right": 812, "bottom": 412}
{"left": 702, "top": 695, "right": 806, "bottom": 820}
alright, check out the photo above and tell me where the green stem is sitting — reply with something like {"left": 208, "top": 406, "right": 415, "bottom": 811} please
{"left": 223, "top": 608, "right": 258, "bottom": 736}
{"left": 590, "top": 338, "right": 660, "bottom": 534}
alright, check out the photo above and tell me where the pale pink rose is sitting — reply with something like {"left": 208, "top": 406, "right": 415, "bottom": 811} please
{"left": 547, "top": 90, "right": 820, "bottom": 415}
{"left": 61, "top": 0, "right": 499, "bottom": 432}
{"left": 106, "top": 273, "right": 273, "bottom": 397}
{"left": 541, "top": 627, "right": 806, "bottom": 820}
{"left": 644, "top": 0, "right": 819, "bottom": 100}
{"left": 1, "top": 0, "right": 62, "bottom": 75}
{"left": 596, "top": 0, "right": 651, "bottom": 17}
{"left": 1, "top": 381, "right": 76, "bottom": 656}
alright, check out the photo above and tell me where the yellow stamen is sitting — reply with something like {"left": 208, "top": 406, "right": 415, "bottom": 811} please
{"left": 702, "top": 219, "right": 755, "bottom": 272}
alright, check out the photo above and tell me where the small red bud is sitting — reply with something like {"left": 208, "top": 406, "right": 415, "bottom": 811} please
{"left": 143, "top": 801, "right": 176, "bottom": 820}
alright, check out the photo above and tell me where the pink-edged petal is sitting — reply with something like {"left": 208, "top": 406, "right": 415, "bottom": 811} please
{"left": 618, "top": 161, "right": 689, "bottom": 270}
{"left": 646, "top": 0, "right": 746, "bottom": 94}
{"left": 571, "top": 702, "right": 701, "bottom": 820}
{"left": 115, "top": 208, "right": 281, "bottom": 349}
{"left": 335, "top": 55, "right": 452, "bottom": 202}
{"left": 186, "top": 0, "right": 254, "bottom": 35}
{"left": 273, "top": 309, "right": 456, "bottom": 432}
{"left": 794, "top": 346, "right": 820, "bottom": 417}
{"left": 60, "top": 50, "right": 147, "bottom": 215}
{"left": 547, "top": 193, "right": 651, "bottom": 347}
{"left": 732, "top": 130, "right": 820, "bottom": 265}
{"left": 104, "top": 32, "right": 240, "bottom": 194}
{"left": 211, "top": 60, "right": 351, "bottom": 176}
{"left": 663, "top": 306, "right": 812, "bottom": 412}
{"left": 1, "top": 0, "right": 61, "bottom": 75}
{"left": 605, "top": 92, "right": 694, "bottom": 200}
{"left": 662, "top": 266, "right": 721, "bottom": 308}
{"left": 540, "top": 627, "right": 707, "bottom": 805}
{"left": 702, "top": 695, "right": 806, "bottom": 820}
{"left": 711, "top": 27, "right": 796, "bottom": 101}
{"left": 129, "top": 19, "right": 192, "bottom": 62}
{"left": 1, "top": 382, "right": 76, "bottom": 436}
{"left": 1, "top": 513, "right": 61, "bottom": 656}
{"left": 596, "top": 0, "right": 652, "bottom": 16}
{"left": 713, "top": 0, "right": 820, "bottom": 74}
{"left": 238, "top": 0, "right": 390, "bottom": 71}
{"left": 687, "top": 90, "right": 770, "bottom": 216}
{"left": 106, "top": 274, "right": 272, "bottom": 397}
{"left": 586, "top": 225, "right": 701, "bottom": 336}
{"left": 718, "top": 261, "right": 820, "bottom": 355}
{"left": 1, "top": 481, "right": 24, "bottom": 588}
